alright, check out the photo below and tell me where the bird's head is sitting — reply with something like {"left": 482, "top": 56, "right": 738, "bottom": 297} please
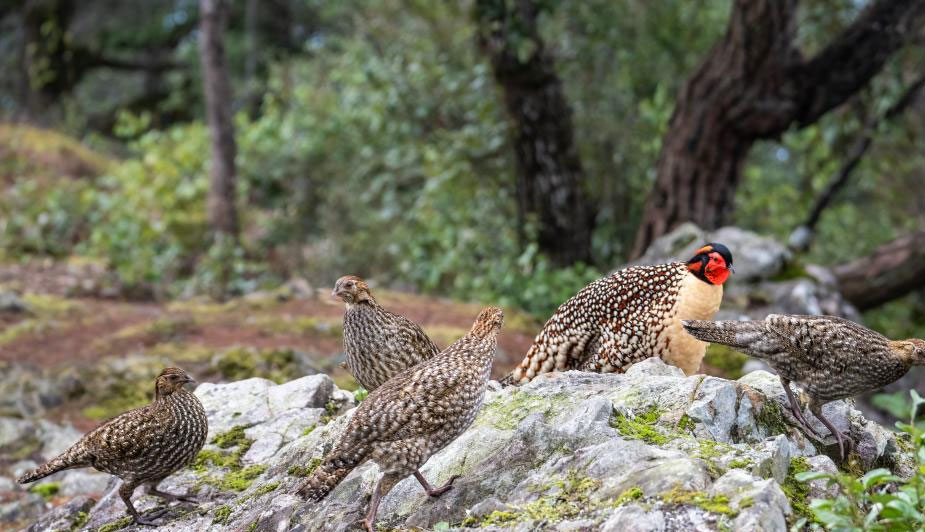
{"left": 895, "top": 338, "right": 925, "bottom": 365}
{"left": 470, "top": 307, "right": 504, "bottom": 339}
{"left": 155, "top": 367, "right": 196, "bottom": 398}
{"left": 686, "top": 243, "right": 734, "bottom": 285}
{"left": 332, "top": 275, "right": 374, "bottom": 306}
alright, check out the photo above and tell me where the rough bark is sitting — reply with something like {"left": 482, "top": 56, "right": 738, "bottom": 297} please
{"left": 475, "top": 0, "right": 595, "bottom": 267}
{"left": 834, "top": 229, "right": 925, "bottom": 311}
{"left": 631, "top": 0, "right": 925, "bottom": 258}
{"left": 199, "top": 0, "right": 240, "bottom": 239}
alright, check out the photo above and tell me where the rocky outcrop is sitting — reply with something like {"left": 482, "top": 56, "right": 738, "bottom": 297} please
{"left": 15, "top": 358, "right": 913, "bottom": 532}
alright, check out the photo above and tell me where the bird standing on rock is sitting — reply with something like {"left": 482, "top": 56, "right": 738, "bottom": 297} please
{"left": 333, "top": 275, "right": 440, "bottom": 391}
{"left": 505, "top": 243, "right": 734, "bottom": 383}
{"left": 682, "top": 315, "right": 925, "bottom": 459}
{"left": 17, "top": 368, "right": 207, "bottom": 526}
{"left": 297, "top": 307, "right": 504, "bottom": 532}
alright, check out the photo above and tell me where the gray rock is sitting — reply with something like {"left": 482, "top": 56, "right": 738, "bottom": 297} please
{"left": 804, "top": 455, "right": 840, "bottom": 499}
{"left": 23, "top": 495, "right": 94, "bottom": 532}
{"left": 58, "top": 470, "right": 110, "bottom": 497}
{"left": 195, "top": 377, "right": 275, "bottom": 435}
{"left": 0, "top": 290, "right": 29, "bottom": 314}
{"left": 0, "top": 492, "right": 45, "bottom": 525}
{"left": 602, "top": 505, "right": 666, "bottom": 532}
{"left": 21, "top": 366, "right": 915, "bottom": 532}
{"left": 268, "top": 374, "right": 334, "bottom": 414}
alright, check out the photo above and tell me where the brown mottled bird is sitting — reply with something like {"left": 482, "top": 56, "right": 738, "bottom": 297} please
{"left": 333, "top": 275, "right": 440, "bottom": 391}
{"left": 18, "top": 368, "right": 207, "bottom": 525}
{"left": 297, "top": 307, "right": 504, "bottom": 532}
{"left": 506, "top": 243, "right": 733, "bottom": 384}
{"left": 682, "top": 315, "right": 925, "bottom": 459}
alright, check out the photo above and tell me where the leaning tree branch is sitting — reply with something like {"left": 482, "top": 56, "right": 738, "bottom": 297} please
{"left": 834, "top": 229, "right": 925, "bottom": 311}
{"left": 789, "top": 73, "right": 925, "bottom": 251}
{"left": 791, "top": 0, "right": 925, "bottom": 126}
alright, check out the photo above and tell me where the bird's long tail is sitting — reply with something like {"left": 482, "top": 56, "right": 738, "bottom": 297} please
{"left": 296, "top": 456, "right": 358, "bottom": 502}
{"left": 17, "top": 445, "right": 89, "bottom": 484}
{"left": 681, "top": 319, "right": 768, "bottom": 351}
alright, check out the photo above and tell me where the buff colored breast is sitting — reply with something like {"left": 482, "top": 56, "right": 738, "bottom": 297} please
{"left": 658, "top": 271, "right": 723, "bottom": 375}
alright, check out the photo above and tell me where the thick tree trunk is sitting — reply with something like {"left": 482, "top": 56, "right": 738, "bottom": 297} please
{"left": 199, "top": 0, "right": 240, "bottom": 239}
{"left": 475, "top": 0, "right": 594, "bottom": 267}
{"left": 631, "top": 0, "right": 925, "bottom": 258}
{"left": 834, "top": 230, "right": 925, "bottom": 311}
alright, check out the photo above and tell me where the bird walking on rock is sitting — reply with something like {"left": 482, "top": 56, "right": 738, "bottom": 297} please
{"left": 297, "top": 307, "right": 504, "bottom": 532}
{"left": 333, "top": 275, "right": 440, "bottom": 391}
{"left": 682, "top": 315, "right": 925, "bottom": 459}
{"left": 18, "top": 368, "right": 207, "bottom": 525}
{"left": 505, "top": 243, "right": 733, "bottom": 384}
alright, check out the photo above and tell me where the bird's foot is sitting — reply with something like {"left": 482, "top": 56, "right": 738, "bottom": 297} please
{"left": 424, "top": 475, "right": 459, "bottom": 498}
{"left": 133, "top": 516, "right": 161, "bottom": 527}
{"left": 150, "top": 488, "right": 197, "bottom": 504}
{"left": 786, "top": 407, "right": 823, "bottom": 439}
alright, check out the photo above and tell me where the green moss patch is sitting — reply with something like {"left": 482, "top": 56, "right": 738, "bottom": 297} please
{"left": 97, "top": 516, "right": 133, "bottom": 532}
{"left": 611, "top": 406, "right": 673, "bottom": 445}
{"left": 192, "top": 425, "right": 266, "bottom": 492}
{"left": 660, "top": 487, "right": 736, "bottom": 516}
{"left": 755, "top": 399, "right": 789, "bottom": 436}
{"left": 782, "top": 457, "right": 812, "bottom": 522}
{"left": 476, "top": 390, "right": 567, "bottom": 430}
{"left": 28, "top": 482, "right": 60, "bottom": 499}
{"left": 613, "top": 487, "right": 644, "bottom": 506}
{"left": 212, "top": 505, "right": 232, "bottom": 525}
{"left": 288, "top": 457, "right": 322, "bottom": 477}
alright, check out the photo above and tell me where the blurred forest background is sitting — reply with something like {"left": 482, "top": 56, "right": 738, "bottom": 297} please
{"left": 0, "top": 1, "right": 924, "bottom": 414}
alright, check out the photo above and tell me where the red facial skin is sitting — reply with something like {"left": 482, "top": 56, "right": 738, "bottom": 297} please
{"left": 687, "top": 251, "right": 732, "bottom": 285}
{"left": 704, "top": 252, "right": 731, "bottom": 285}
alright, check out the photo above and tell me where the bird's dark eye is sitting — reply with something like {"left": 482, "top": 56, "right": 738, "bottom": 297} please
{"left": 346, "top": 282, "right": 354, "bottom": 288}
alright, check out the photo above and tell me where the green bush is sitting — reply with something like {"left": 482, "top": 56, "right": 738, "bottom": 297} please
{"left": 792, "top": 390, "right": 925, "bottom": 531}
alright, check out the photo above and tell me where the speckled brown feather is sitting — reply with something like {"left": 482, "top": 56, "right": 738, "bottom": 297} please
{"left": 18, "top": 368, "right": 207, "bottom": 524}
{"left": 298, "top": 307, "right": 503, "bottom": 502}
{"left": 683, "top": 315, "right": 918, "bottom": 402}
{"left": 336, "top": 276, "right": 440, "bottom": 391}
{"left": 507, "top": 261, "right": 723, "bottom": 383}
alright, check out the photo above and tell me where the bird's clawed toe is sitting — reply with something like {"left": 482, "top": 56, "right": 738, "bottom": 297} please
{"left": 426, "top": 475, "right": 460, "bottom": 498}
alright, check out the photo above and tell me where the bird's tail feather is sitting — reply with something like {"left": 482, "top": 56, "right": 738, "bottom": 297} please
{"left": 17, "top": 445, "right": 89, "bottom": 484}
{"left": 682, "top": 319, "right": 767, "bottom": 351}
{"left": 297, "top": 459, "right": 356, "bottom": 501}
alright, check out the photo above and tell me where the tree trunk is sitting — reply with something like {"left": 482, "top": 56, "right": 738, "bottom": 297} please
{"left": 199, "top": 0, "right": 239, "bottom": 239}
{"left": 475, "top": 0, "right": 595, "bottom": 267}
{"left": 631, "top": 0, "right": 925, "bottom": 258}
{"left": 834, "top": 230, "right": 925, "bottom": 311}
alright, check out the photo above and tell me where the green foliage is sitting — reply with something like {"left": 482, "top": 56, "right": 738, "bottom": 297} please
{"left": 353, "top": 387, "right": 369, "bottom": 402}
{"left": 792, "top": 391, "right": 925, "bottom": 531}
{"left": 703, "top": 344, "right": 749, "bottom": 380}
{"left": 212, "top": 505, "right": 232, "bottom": 525}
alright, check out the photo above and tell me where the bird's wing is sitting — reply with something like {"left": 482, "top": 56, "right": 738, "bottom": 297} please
{"left": 391, "top": 312, "right": 440, "bottom": 357}
{"left": 336, "top": 355, "right": 476, "bottom": 447}
{"left": 764, "top": 314, "right": 885, "bottom": 371}
{"left": 83, "top": 405, "right": 165, "bottom": 463}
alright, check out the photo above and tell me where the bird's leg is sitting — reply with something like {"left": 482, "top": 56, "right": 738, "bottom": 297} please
{"left": 809, "top": 401, "right": 852, "bottom": 461}
{"left": 119, "top": 481, "right": 159, "bottom": 526}
{"left": 413, "top": 470, "right": 459, "bottom": 498}
{"left": 148, "top": 480, "right": 198, "bottom": 504}
{"left": 362, "top": 473, "right": 401, "bottom": 532}
{"left": 780, "top": 378, "right": 823, "bottom": 438}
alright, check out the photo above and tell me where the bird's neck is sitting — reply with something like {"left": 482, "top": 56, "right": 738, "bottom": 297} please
{"left": 345, "top": 298, "right": 378, "bottom": 311}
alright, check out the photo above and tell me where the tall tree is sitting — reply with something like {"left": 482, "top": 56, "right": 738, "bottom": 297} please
{"left": 199, "top": 0, "right": 239, "bottom": 239}
{"left": 835, "top": 229, "right": 925, "bottom": 311}
{"left": 474, "top": 0, "right": 595, "bottom": 267}
{"left": 631, "top": 0, "right": 925, "bottom": 258}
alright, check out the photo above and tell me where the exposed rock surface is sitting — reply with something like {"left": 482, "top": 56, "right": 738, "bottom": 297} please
{"left": 16, "top": 358, "right": 913, "bottom": 532}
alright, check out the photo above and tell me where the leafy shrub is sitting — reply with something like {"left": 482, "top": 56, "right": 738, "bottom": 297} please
{"left": 792, "top": 391, "right": 925, "bottom": 531}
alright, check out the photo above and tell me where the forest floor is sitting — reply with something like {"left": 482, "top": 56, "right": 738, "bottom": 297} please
{"left": 0, "top": 259, "right": 541, "bottom": 431}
